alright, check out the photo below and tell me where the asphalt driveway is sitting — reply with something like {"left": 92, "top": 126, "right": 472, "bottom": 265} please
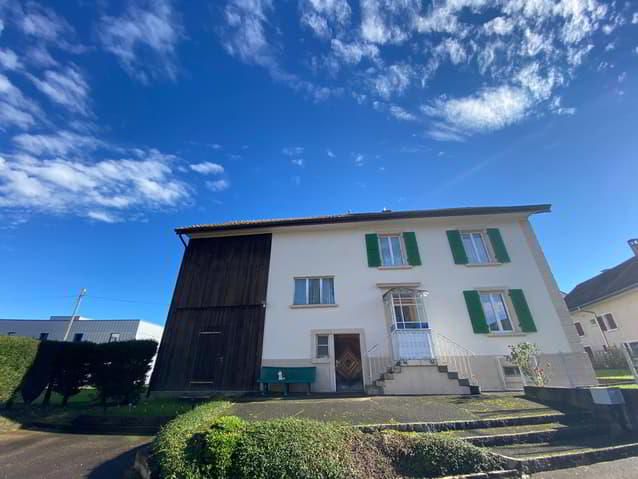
{"left": 0, "top": 429, "right": 150, "bottom": 479}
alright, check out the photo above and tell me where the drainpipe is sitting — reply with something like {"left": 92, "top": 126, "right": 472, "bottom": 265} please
{"left": 577, "top": 307, "right": 609, "bottom": 349}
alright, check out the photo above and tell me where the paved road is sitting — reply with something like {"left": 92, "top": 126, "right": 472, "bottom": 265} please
{"left": 0, "top": 429, "right": 150, "bottom": 479}
{"left": 533, "top": 456, "right": 638, "bottom": 478}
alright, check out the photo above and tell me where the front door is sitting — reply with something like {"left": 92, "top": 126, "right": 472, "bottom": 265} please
{"left": 334, "top": 334, "right": 364, "bottom": 392}
{"left": 190, "top": 331, "right": 224, "bottom": 387}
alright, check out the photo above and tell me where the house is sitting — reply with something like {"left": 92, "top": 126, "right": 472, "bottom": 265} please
{"left": 0, "top": 316, "right": 164, "bottom": 344}
{"left": 564, "top": 239, "right": 638, "bottom": 358}
{"left": 150, "top": 204, "right": 596, "bottom": 396}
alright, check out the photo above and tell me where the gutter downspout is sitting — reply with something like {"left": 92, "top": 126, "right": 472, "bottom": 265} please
{"left": 576, "top": 307, "right": 610, "bottom": 349}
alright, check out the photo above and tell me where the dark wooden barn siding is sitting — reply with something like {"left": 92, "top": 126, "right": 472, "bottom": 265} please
{"left": 150, "top": 234, "right": 272, "bottom": 391}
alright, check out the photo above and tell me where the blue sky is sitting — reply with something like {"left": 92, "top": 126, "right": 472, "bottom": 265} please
{"left": 0, "top": 0, "right": 636, "bottom": 325}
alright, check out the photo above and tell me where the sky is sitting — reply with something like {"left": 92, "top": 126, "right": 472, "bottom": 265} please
{"left": 0, "top": 0, "right": 636, "bottom": 326}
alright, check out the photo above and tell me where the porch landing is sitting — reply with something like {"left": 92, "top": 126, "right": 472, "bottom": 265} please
{"left": 228, "top": 392, "right": 559, "bottom": 425}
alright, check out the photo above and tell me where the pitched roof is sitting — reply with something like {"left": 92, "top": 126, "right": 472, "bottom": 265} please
{"left": 564, "top": 255, "right": 638, "bottom": 310}
{"left": 175, "top": 204, "right": 551, "bottom": 235}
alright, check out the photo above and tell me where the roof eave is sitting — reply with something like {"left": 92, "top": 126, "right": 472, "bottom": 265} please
{"left": 567, "top": 282, "right": 638, "bottom": 311}
{"left": 175, "top": 204, "right": 551, "bottom": 236}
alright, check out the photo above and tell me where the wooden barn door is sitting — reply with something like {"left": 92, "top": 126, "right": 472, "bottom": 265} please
{"left": 190, "top": 331, "right": 224, "bottom": 386}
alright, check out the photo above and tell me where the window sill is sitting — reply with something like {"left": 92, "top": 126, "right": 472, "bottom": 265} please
{"left": 487, "top": 332, "right": 526, "bottom": 337}
{"left": 378, "top": 265, "right": 413, "bottom": 270}
{"left": 290, "top": 304, "right": 338, "bottom": 309}
{"left": 464, "top": 262, "right": 503, "bottom": 268}
{"left": 311, "top": 357, "right": 330, "bottom": 364}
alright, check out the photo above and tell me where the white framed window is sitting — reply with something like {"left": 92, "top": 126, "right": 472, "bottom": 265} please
{"left": 596, "top": 313, "right": 617, "bottom": 331}
{"left": 390, "top": 290, "right": 428, "bottom": 329}
{"left": 109, "top": 333, "right": 120, "bottom": 342}
{"left": 479, "top": 292, "right": 513, "bottom": 333}
{"left": 378, "top": 234, "right": 406, "bottom": 266}
{"left": 503, "top": 366, "right": 521, "bottom": 377}
{"left": 461, "top": 231, "right": 492, "bottom": 264}
{"left": 294, "top": 277, "right": 335, "bottom": 305}
{"left": 315, "top": 335, "right": 329, "bottom": 358}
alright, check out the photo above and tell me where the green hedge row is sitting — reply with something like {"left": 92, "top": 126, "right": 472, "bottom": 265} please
{"left": 0, "top": 336, "right": 39, "bottom": 406}
{"left": 153, "top": 413, "right": 502, "bottom": 479}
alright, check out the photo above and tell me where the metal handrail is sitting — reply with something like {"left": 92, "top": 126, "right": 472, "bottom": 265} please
{"left": 431, "top": 332, "right": 477, "bottom": 385}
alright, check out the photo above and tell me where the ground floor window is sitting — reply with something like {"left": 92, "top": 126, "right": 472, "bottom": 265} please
{"left": 294, "top": 277, "right": 335, "bottom": 305}
{"left": 315, "top": 334, "right": 329, "bottom": 358}
{"left": 479, "top": 292, "right": 513, "bottom": 333}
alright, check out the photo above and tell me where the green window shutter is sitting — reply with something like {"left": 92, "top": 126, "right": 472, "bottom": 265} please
{"left": 509, "top": 289, "right": 537, "bottom": 332}
{"left": 447, "top": 230, "right": 468, "bottom": 264}
{"left": 487, "top": 228, "right": 511, "bottom": 263}
{"left": 365, "top": 234, "right": 381, "bottom": 267}
{"left": 402, "top": 232, "right": 422, "bottom": 266}
{"left": 463, "top": 290, "right": 490, "bottom": 334}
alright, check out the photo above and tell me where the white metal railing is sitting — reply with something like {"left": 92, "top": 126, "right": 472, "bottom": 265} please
{"left": 431, "top": 332, "right": 476, "bottom": 385}
{"left": 365, "top": 343, "right": 393, "bottom": 386}
{"left": 391, "top": 328, "right": 434, "bottom": 361}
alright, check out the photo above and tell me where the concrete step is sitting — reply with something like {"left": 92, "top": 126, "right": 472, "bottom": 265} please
{"left": 382, "top": 372, "right": 395, "bottom": 380}
{"left": 463, "top": 424, "right": 597, "bottom": 447}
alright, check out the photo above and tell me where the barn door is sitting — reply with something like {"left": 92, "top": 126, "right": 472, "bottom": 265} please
{"left": 190, "top": 331, "right": 224, "bottom": 386}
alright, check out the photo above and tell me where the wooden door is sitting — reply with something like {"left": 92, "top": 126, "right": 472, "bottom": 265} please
{"left": 190, "top": 331, "right": 224, "bottom": 386}
{"left": 334, "top": 334, "right": 363, "bottom": 392}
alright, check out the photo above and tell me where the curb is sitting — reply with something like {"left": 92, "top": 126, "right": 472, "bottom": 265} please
{"left": 356, "top": 413, "right": 575, "bottom": 433}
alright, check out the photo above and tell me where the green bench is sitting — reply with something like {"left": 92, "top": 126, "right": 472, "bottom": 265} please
{"left": 258, "top": 366, "right": 316, "bottom": 396}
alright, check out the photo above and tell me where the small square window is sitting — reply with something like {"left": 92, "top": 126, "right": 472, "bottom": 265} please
{"left": 39, "top": 333, "right": 49, "bottom": 341}
{"left": 73, "top": 333, "right": 84, "bottom": 342}
{"left": 7, "top": 332, "right": 16, "bottom": 336}
{"left": 109, "top": 333, "right": 120, "bottom": 343}
{"left": 316, "top": 335, "right": 329, "bottom": 359}
{"left": 378, "top": 234, "right": 406, "bottom": 266}
{"left": 461, "top": 231, "right": 492, "bottom": 264}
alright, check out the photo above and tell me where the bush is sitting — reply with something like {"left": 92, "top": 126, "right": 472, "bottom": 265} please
{"left": 201, "top": 416, "right": 246, "bottom": 478}
{"left": 153, "top": 401, "right": 232, "bottom": 479}
{"left": 20, "top": 340, "right": 61, "bottom": 405}
{"left": 590, "top": 346, "right": 628, "bottom": 370}
{"left": 231, "top": 418, "right": 354, "bottom": 479}
{"left": 52, "top": 341, "right": 93, "bottom": 406}
{"left": 0, "top": 336, "right": 39, "bottom": 406}
{"left": 90, "top": 340, "right": 157, "bottom": 405}
{"left": 385, "top": 432, "right": 502, "bottom": 478}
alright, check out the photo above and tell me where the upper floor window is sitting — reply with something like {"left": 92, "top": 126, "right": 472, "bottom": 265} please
{"left": 73, "top": 333, "right": 84, "bottom": 342}
{"left": 479, "top": 292, "right": 513, "bottom": 333}
{"left": 574, "top": 322, "right": 585, "bottom": 337}
{"left": 384, "top": 288, "right": 429, "bottom": 330}
{"left": 294, "top": 277, "right": 335, "bottom": 305}
{"left": 379, "top": 234, "right": 406, "bottom": 266}
{"left": 109, "top": 333, "right": 120, "bottom": 342}
{"left": 461, "top": 231, "right": 491, "bottom": 264}
{"left": 596, "top": 313, "right": 617, "bottom": 331}
{"left": 39, "top": 332, "right": 49, "bottom": 341}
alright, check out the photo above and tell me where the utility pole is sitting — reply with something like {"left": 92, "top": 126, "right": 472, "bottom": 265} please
{"left": 62, "top": 288, "right": 87, "bottom": 341}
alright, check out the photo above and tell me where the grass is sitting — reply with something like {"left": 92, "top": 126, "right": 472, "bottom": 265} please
{"left": 595, "top": 369, "right": 634, "bottom": 380}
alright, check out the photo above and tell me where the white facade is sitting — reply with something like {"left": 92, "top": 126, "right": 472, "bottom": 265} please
{"left": 207, "top": 210, "right": 596, "bottom": 393}
{"left": 571, "top": 288, "right": 638, "bottom": 354}
{"left": 0, "top": 316, "right": 163, "bottom": 344}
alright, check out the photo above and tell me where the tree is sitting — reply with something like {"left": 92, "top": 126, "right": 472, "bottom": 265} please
{"left": 52, "top": 342, "right": 93, "bottom": 406}
{"left": 508, "top": 342, "right": 551, "bottom": 387}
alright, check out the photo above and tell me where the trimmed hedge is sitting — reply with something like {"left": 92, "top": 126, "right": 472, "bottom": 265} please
{"left": 153, "top": 401, "right": 232, "bottom": 479}
{"left": 153, "top": 413, "right": 503, "bottom": 479}
{"left": 0, "top": 336, "right": 39, "bottom": 406}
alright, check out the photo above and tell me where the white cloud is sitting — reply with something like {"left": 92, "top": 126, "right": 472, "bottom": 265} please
{"left": 424, "top": 85, "right": 532, "bottom": 140}
{"left": 354, "top": 153, "right": 364, "bottom": 166}
{"left": 515, "top": 63, "right": 563, "bottom": 100}
{"left": 300, "top": 0, "right": 351, "bottom": 39}
{"left": 372, "top": 64, "right": 413, "bottom": 99}
{"left": 28, "top": 65, "right": 90, "bottom": 115}
{"left": 389, "top": 105, "right": 417, "bottom": 121}
{"left": 331, "top": 39, "right": 378, "bottom": 64}
{"left": 19, "top": 3, "right": 73, "bottom": 43}
{"left": 282, "top": 146, "right": 304, "bottom": 156}
{"left": 326, "top": 148, "right": 335, "bottom": 158}
{"left": 98, "top": 0, "right": 182, "bottom": 83}
{"left": 291, "top": 158, "right": 304, "bottom": 166}
{"left": 87, "top": 210, "right": 119, "bottom": 223}
{"left": 436, "top": 38, "right": 467, "bottom": 64}
{"left": 0, "top": 74, "right": 41, "bottom": 129}
{"left": 13, "top": 131, "right": 102, "bottom": 156}
{"left": 189, "top": 162, "right": 224, "bottom": 174}
{"left": 0, "top": 49, "right": 22, "bottom": 71}
{"left": 483, "top": 16, "right": 514, "bottom": 35}
{"left": 206, "top": 179, "right": 230, "bottom": 192}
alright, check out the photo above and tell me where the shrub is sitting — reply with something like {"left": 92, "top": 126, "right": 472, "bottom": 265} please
{"left": 20, "top": 340, "right": 61, "bottom": 405}
{"left": 231, "top": 418, "right": 354, "bottom": 479}
{"left": 201, "top": 416, "right": 246, "bottom": 478}
{"left": 52, "top": 341, "right": 93, "bottom": 406}
{"left": 0, "top": 336, "right": 39, "bottom": 406}
{"left": 153, "top": 401, "right": 232, "bottom": 479}
{"left": 385, "top": 432, "right": 502, "bottom": 478}
{"left": 90, "top": 340, "right": 157, "bottom": 405}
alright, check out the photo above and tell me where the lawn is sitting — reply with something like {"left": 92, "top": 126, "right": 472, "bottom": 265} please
{"left": 595, "top": 369, "right": 634, "bottom": 380}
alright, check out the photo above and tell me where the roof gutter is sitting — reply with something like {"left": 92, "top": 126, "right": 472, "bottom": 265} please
{"left": 567, "top": 282, "right": 638, "bottom": 312}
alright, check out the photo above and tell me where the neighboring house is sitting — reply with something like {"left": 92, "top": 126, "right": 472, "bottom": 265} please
{"left": 150, "top": 204, "right": 595, "bottom": 396}
{"left": 565, "top": 239, "right": 638, "bottom": 358}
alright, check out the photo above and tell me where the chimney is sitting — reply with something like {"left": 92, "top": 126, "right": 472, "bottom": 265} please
{"left": 629, "top": 239, "right": 638, "bottom": 256}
